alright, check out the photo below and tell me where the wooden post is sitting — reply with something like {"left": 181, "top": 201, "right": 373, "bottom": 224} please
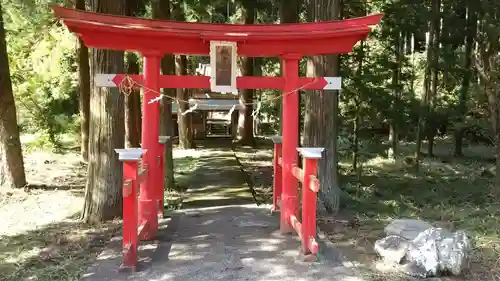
{"left": 270, "top": 136, "right": 283, "bottom": 212}
{"left": 158, "top": 136, "right": 171, "bottom": 217}
{"left": 140, "top": 54, "right": 161, "bottom": 239}
{"left": 115, "top": 148, "right": 146, "bottom": 270}
{"left": 280, "top": 54, "right": 301, "bottom": 233}
{"left": 297, "top": 147, "right": 323, "bottom": 255}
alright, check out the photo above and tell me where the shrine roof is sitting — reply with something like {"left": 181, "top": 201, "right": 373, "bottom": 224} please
{"left": 51, "top": 5, "right": 382, "bottom": 57}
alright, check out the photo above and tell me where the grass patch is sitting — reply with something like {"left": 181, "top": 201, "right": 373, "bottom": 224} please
{"left": 164, "top": 152, "right": 201, "bottom": 210}
{"left": 236, "top": 138, "right": 500, "bottom": 279}
{"left": 231, "top": 143, "right": 274, "bottom": 204}
{"left": 327, "top": 141, "right": 499, "bottom": 280}
{"left": 170, "top": 145, "right": 257, "bottom": 209}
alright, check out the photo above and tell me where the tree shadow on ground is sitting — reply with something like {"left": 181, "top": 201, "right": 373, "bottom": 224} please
{"left": 80, "top": 205, "right": 349, "bottom": 281}
{"left": 232, "top": 141, "right": 500, "bottom": 280}
{"left": 76, "top": 142, "right": 354, "bottom": 281}
{"left": 0, "top": 213, "right": 120, "bottom": 281}
{"left": 331, "top": 156, "right": 499, "bottom": 281}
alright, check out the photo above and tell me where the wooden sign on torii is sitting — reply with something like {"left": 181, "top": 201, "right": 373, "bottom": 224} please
{"left": 51, "top": 4, "right": 382, "bottom": 270}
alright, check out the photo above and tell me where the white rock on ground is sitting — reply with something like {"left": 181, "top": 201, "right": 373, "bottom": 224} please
{"left": 374, "top": 235, "right": 410, "bottom": 264}
{"left": 377, "top": 219, "right": 470, "bottom": 278}
{"left": 385, "top": 219, "right": 433, "bottom": 240}
{"left": 437, "top": 230, "right": 470, "bottom": 275}
{"left": 406, "top": 228, "right": 443, "bottom": 278}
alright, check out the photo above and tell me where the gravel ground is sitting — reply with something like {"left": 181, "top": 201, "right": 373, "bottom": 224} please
{"left": 0, "top": 150, "right": 86, "bottom": 237}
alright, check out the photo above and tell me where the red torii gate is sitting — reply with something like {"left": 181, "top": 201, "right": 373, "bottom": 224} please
{"left": 51, "top": 4, "right": 381, "bottom": 270}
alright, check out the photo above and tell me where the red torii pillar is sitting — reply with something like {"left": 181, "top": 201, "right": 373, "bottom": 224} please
{"left": 140, "top": 54, "right": 162, "bottom": 238}
{"left": 280, "top": 54, "right": 301, "bottom": 233}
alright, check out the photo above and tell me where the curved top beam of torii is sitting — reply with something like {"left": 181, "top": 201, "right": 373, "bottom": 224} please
{"left": 50, "top": 5, "right": 383, "bottom": 57}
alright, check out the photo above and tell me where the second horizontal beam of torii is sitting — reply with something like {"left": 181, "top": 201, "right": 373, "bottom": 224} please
{"left": 95, "top": 74, "right": 342, "bottom": 90}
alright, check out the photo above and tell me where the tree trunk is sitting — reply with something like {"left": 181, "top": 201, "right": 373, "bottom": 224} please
{"left": 490, "top": 101, "right": 500, "bottom": 188}
{"left": 76, "top": 0, "right": 91, "bottom": 161}
{"left": 352, "top": 40, "right": 364, "bottom": 170}
{"left": 172, "top": 2, "right": 194, "bottom": 149}
{"left": 389, "top": 32, "right": 402, "bottom": 159}
{"left": 454, "top": 3, "right": 476, "bottom": 156}
{"left": 474, "top": 7, "right": 500, "bottom": 188}
{"left": 253, "top": 58, "right": 263, "bottom": 136}
{"left": 416, "top": 0, "right": 438, "bottom": 170}
{"left": 124, "top": 0, "right": 143, "bottom": 148}
{"left": 484, "top": 84, "right": 500, "bottom": 187}
{"left": 175, "top": 54, "right": 194, "bottom": 149}
{"left": 124, "top": 52, "right": 141, "bottom": 148}
{"left": 352, "top": 102, "right": 359, "bottom": 170}
{"left": 82, "top": 0, "right": 125, "bottom": 223}
{"left": 0, "top": 2, "right": 26, "bottom": 189}
{"left": 304, "top": 0, "right": 342, "bottom": 214}
{"left": 236, "top": 1, "right": 256, "bottom": 146}
{"left": 152, "top": 0, "right": 176, "bottom": 191}
{"left": 427, "top": 0, "right": 441, "bottom": 157}
{"left": 279, "top": 0, "right": 300, "bottom": 136}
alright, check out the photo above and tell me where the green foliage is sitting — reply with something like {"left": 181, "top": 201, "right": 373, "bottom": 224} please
{"left": 4, "top": 0, "right": 78, "bottom": 149}
{"left": 0, "top": 0, "right": 495, "bottom": 157}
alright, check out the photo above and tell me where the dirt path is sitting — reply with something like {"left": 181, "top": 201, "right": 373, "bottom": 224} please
{"left": 80, "top": 146, "right": 363, "bottom": 281}
{"left": 0, "top": 151, "right": 85, "bottom": 237}
{"left": 0, "top": 147, "right": 202, "bottom": 281}
{"left": 181, "top": 147, "right": 255, "bottom": 208}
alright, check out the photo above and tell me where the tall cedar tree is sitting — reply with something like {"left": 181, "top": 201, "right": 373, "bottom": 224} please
{"left": 236, "top": 0, "right": 255, "bottom": 145}
{"left": 76, "top": 0, "right": 91, "bottom": 160}
{"left": 152, "top": 0, "right": 176, "bottom": 191}
{"left": 303, "top": 0, "right": 342, "bottom": 213}
{"left": 454, "top": 2, "right": 477, "bottom": 156}
{"left": 172, "top": 1, "right": 194, "bottom": 149}
{"left": 0, "top": 1, "right": 26, "bottom": 189}
{"left": 427, "top": 0, "right": 441, "bottom": 157}
{"left": 124, "top": 0, "right": 143, "bottom": 148}
{"left": 82, "top": 0, "right": 126, "bottom": 223}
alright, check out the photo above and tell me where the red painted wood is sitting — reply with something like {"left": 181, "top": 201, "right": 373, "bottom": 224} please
{"left": 52, "top": 5, "right": 381, "bottom": 34}
{"left": 137, "top": 220, "right": 149, "bottom": 241}
{"left": 50, "top": 5, "right": 383, "bottom": 57}
{"left": 138, "top": 164, "right": 147, "bottom": 184}
{"left": 309, "top": 176, "right": 320, "bottom": 192}
{"left": 138, "top": 199, "right": 156, "bottom": 239}
{"left": 280, "top": 56, "right": 300, "bottom": 234}
{"left": 291, "top": 164, "right": 304, "bottom": 182}
{"left": 139, "top": 55, "right": 161, "bottom": 240}
{"left": 122, "top": 244, "right": 134, "bottom": 269}
{"left": 309, "top": 238, "right": 319, "bottom": 254}
{"left": 273, "top": 143, "right": 282, "bottom": 212}
{"left": 122, "top": 161, "right": 138, "bottom": 268}
{"left": 302, "top": 158, "right": 318, "bottom": 255}
{"left": 157, "top": 143, "right": 165, "bottom": 218}
{"left": 79, "top": 31, "right": 367, "bottom": 56}
{"left": 289, "top": 215, "right": 302, "bottom": 239}
{"left": 110, "top": 74, "right": 332, "bottom": 90}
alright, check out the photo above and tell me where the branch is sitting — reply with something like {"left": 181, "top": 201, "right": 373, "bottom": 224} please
{"left": 473, "top": 53, "right": 493, "bottom": 87}
{"left": 181, "top": 104, "right": 197, "bottom": 116}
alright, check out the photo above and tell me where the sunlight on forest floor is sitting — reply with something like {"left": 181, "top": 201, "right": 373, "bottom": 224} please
{"left": 239, "top": 138, "right": 499, "bottom": 281}
{"left": 2, "top": 136, "right": 499, "bottom": 281}
{"left": 336, "top": 152, "right": 499, "bottom": 281}
{"left": 0, "top": 143, "right": 200, "bottom": 281}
